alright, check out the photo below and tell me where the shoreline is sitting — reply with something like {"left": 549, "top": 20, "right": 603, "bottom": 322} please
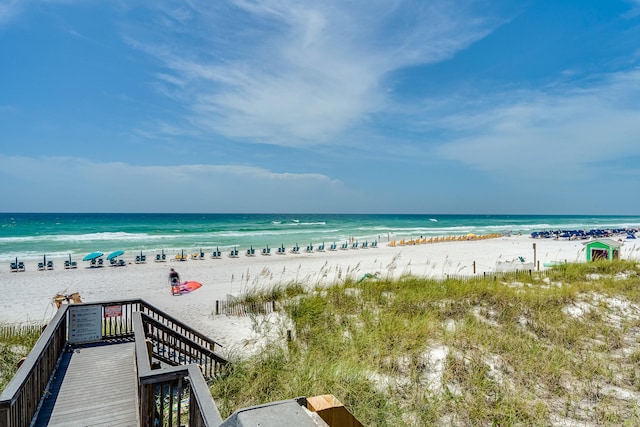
{"left": 4, "top": 212, "right": 639, "bottom": 265}
{"left": 3, "top": 235, "right": 639, "bottom": 355}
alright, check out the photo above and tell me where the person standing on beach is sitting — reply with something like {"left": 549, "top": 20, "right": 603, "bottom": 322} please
{"left": 169, "top": 268, "right": 180, "bottom": 286}
{"left": 169, "top": 268, "right": 181, "bottom": 295}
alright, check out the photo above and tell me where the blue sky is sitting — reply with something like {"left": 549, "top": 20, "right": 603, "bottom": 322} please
{"left": 1, "top": 1, "right": 640, "bottom": 214}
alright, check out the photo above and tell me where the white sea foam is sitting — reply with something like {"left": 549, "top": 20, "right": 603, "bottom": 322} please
{"left": 0, "top": 232, "right": 162, "bottom": 244}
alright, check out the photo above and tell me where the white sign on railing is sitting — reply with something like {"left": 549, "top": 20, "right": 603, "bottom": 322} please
{"left": 68, "top": 305, "right": 102, "bottom": 343}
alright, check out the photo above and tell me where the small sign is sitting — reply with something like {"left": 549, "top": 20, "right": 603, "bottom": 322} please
{"left": 68, "top": 305, "right": 102, "bottom": 344}
{"left": 104, "top": 305, "right": 122, "bottom": 318}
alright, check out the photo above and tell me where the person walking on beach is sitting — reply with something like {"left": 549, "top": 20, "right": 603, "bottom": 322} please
{"left": 169, "top": 268, "right": 180, "bottom": 295}
{"left": 169, "top": 268, "right": 180, "bottom": 283}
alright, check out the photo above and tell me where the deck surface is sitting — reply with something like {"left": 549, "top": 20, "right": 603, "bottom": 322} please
{"left": 34, "top": 341, "right": 139, "bottom": 426}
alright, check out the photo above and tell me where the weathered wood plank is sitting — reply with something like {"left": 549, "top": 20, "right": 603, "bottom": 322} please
{"left": 33, "top": 342, "right": 138, "bottom": 427}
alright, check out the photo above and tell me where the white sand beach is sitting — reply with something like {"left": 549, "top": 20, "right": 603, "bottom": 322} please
{"left": 3, "top": 235, "right": 639, "bottom": 355}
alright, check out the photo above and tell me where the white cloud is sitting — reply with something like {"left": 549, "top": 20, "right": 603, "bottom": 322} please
{"left": 0, "top": 156, "right": 358, "bottom": 212}
{"left": 125, "top": 0, "right": 501, "bottom": 146}
{"left": 433, "top": 68, "right": 640, "bottom": 181}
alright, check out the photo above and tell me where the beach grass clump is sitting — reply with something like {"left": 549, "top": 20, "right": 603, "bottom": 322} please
{"left": 209, "top": 260, "right": 640, "bottom": 426}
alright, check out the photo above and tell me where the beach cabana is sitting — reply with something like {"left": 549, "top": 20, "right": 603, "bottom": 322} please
{"left": 583, "top": 238, "right": 622, "bottom": 262}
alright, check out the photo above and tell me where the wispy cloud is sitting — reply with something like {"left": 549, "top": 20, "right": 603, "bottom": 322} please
{"left": 624, "top": 0, "right": 640, "bottom": 18}
{"left": 124, "top": 0, "right": 502, "bottom": 146}
{"left": 0, "top": 0, "right": 21, "bottom": 25}
{"left": 0, "top": 155, "right": 357, "bottom": 212}
{"left": 433, "top": 68, "right": 640, "bottom": 181}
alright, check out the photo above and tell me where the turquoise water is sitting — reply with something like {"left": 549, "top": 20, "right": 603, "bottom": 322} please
{"left": 1, "top": 213, "right": 639, "bottom": 262}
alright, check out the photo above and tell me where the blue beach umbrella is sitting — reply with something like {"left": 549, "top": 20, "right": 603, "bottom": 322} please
{"left": 83, "top": 251, "right": 103, "bottom": 261}
{"left": 107, "top": 250, "right": 125, "bottom": 260}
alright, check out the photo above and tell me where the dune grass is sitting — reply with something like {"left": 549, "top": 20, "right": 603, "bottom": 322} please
{"left": 2, "top": 260, "right": 639, "bottom": 425}
{"left": 0, "top": 325, "right": 42, "bottom": 391}
{"left": 209, "top": 260, "right": 640, "bottom": 426}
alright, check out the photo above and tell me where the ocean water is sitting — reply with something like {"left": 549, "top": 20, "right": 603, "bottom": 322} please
{"left": 1, "top": 213, "right": 639, "bottom": 263}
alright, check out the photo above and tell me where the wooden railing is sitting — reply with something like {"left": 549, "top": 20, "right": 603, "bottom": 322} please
{"left": 138, "top": 301, "right": 222, "bottom": 353}
{"left": 0, "top": 299, "right": 228, "bottom": 427}
{"left": 133, "top": 313, "right": 224, "bottom": 427}
{"left": 75, "top": 298, "right": 223, "bottom": 351}
{"left": 0, "top": 306, "right": 68, "bottom": 427}
{"left": 141, "top": 313, "right": 227, "bottom": 380}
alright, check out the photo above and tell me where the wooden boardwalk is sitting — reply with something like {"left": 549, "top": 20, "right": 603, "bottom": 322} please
{"left": 33, "top": 341, "right": 139, "bottom": 426}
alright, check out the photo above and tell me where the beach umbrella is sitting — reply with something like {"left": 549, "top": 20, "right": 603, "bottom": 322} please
{"left": 83, "top": 251, "right": 103, "bottom": 261}
{"left": 69, "top": 254, "right": 72, "bottom": 263}
{"left": 107, "top": 250, "right": 125, "bottom": 260}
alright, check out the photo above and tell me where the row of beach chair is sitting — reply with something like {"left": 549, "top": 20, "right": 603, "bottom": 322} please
{"left": 151, "top": 241, "right": 382, "bottom": 261}
{"left": 10, "top": 258, "right": 79, "bottom": 271}
{"left": 224, "top": 241, "right": 379, "bottom": 257}
{"left": 9, "top": 240, "right": 385, "bottom": 272}
{"left": 210, "top": 241, "right": 381, "bottom": 258}
{"left": 388, "top": 234, "right": 503, "bottom": 247}
{"left": 11, "top": 256, "right": 129, "bottom": 271}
